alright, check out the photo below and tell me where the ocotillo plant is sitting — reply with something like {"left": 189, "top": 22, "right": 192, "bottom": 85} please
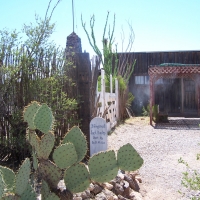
{"left": 0, "top": 101, "right": 143, "bottom": 200}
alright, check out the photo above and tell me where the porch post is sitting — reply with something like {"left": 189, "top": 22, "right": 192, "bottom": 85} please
{"left": 149, "top": 76, "right": 153, "bottom": 125}
{"left": 181, "top": 77, "right": 184, "bottom": 114}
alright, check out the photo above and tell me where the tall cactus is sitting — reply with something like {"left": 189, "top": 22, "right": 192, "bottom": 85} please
{"left": 0, "top": 101, "right": 144, "bottom": 200}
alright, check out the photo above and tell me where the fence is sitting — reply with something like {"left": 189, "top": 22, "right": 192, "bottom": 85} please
{"left": 96, "top": 69, "right": 119, "bottom": 132}
{"left": 0, "top": 47, "right": 80, "bottom": 167}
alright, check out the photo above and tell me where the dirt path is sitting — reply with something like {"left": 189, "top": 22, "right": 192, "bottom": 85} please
{"left": 108, "top": 117, "right": 200, "bottom": 200}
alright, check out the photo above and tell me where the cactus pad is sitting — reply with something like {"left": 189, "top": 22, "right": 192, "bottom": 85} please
{"left": 28, "top": 130, "right": 40, "bottom": 150}
{"left": 53, "top": 143, "right": 78, "bottom": 169}
{"left": 37, "top": 132, "right": 55, "bottom": 160}
{"left": 46, "top": 193, "right": 60, "bottom": 200}
{"left": 0, "top": 173, "right": 5, "bottom": 199}
{"left": 34, "top": 104, "right": 54, "bottom": 134}
{"left": 64, "top": 163, "right": 90, "bottom": 193}
{"left": 32, "top": 151, "right": 38, "bottom": 170}
{"left": 117, "top": 143, "right": 143, "bottom": 171}
{"left": 62, "top": 126, "right": 87, "bottom": 163}
{"left": 41, "top": 180, "right": 50, "bottom": 200}
{"left": 23, "top": 101, "right": 40, "bottom": 129}
{"left": 38, "top": 160, "right": 62, "bottom": 189}
{"left": 1, "top": 193, "right": 19, "bottom": 200}
{"left": 0, "top": 166, "right": 15, "bottom": 189}
{"left": 15, "top": 158, "right": 31, "bottom": 196}
{"left": 20, "top": 184, "right": 36, "bottom": 200}
{"left": 88, "top": 150, "right": 118, "bottom": 183}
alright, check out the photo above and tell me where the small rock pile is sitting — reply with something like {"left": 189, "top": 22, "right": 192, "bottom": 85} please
{"left": 72, "top": 171, "right": 143, "bottom": 200}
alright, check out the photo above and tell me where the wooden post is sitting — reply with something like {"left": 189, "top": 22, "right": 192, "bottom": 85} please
{"left": 101, "top": 69, "right": 105, "bottom": 115}
{"left": 115, "top": 78, "right": 119, "bottom": 120}
{"left": 149, "top": 76, "right": 153, "bottom": 125}
{"left": 181, "top": 77, "right": 184, "bottom": 114}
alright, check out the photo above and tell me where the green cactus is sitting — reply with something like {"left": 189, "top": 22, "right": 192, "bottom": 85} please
{"left": 64, "top": 163, "right": 90, "bottom": 193}
{"left": 37, "top": 132, "right": 55, "bottom": 160}
{"left": 20, "top": 184, "right": 36, "bottom": 200}
{"left": 0, "top": 166, "right": 15, "bottom": 190}
{"left": 32, "top": 150, "right": 38, "bottom": 171}
{"left": 117, "top": 143, "right": 144, "bottom": 171}
{"left": 53, "top": 143, "right": 78, "bottom": 169}
{"left": 1, "top": 193, "right": 18, "bottom": 200}
{"left": 23, "top": 101, "right": 40, "bottom": 130}
{"left": 88, "top": 150, "right": 118, "bottom": 183}
{"left": 41, "top": 180, "right": 50, "bottom": 199}
{"left": 38, "top": 160, "right": 62, "bottom": 189}
{"left": 0, "top": 173, "right": 5, "bottom": 199}
{"left": 62, "top": 126, "right": 87, "bottom": 163}
{"left": 34, "top": 104, "right": 54, "bottom": 134}
{"left": 15, "top": 158, "right": 31, "bottom": 196}
{"left": 0, "top": 101, "right": 144, "bottom": 200}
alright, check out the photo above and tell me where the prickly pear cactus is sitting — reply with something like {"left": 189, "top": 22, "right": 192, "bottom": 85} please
{"left": 23, "top": 101, "right": 40, "bottom": 130}
{"left": 0, "top": 166, "right": 15, "bottom": 190}
{"left": 53, "top": 143, "right": 78, "bottom": 169}
{"left": 38, "top": 160, "right": 62, "bottom": 189}
{"left": 88, "top": 150, "right": 118, "bottom": 183}
{"left": 0, "top": 158, "right": 36, "bottom": 200}
{"left": 117, "top": 143, "right": 143, "bottom": 171}
{"left": 20, "top": 184, "right": 36, "bottom": 200}
{"left": 0, "top": 101, "right": 144, "bottom": 200}
{"left": 62, "top": 126, "right": 87, "bottom": 163}
{"left": 34, "top": 104, "right": 54, "bottom": 134}
{"left": 15, "top": 158, "right": 31, "bottom": 196}
{"left": 64, "top": 163, "right": 90, "bottom": 193}
{"left": 0, "top": 173, "right": 5, "bottom": 199}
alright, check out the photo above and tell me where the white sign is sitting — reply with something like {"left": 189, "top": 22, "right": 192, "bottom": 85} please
{"left": 90, "top": 117, "right": 107, "bottom": 156}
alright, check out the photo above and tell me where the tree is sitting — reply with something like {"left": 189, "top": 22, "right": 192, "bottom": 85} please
{"left": 0, "top": 0, "right": 79, "bottom": 166}
{"left": 81, "top": 12, "right": 136, "bottom": 120}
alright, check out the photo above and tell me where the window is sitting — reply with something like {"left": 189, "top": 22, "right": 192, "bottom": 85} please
{"left": 135, "top": 76, "right": 149, "bottom": 85}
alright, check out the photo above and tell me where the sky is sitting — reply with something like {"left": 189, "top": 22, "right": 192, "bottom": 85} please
{"left": 0, "top": 0, "right": 200, "bottom": 58}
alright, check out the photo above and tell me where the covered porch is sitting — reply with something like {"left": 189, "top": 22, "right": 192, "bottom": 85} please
{"left": 148, "top": 64, "right": 200, "bottom": 125}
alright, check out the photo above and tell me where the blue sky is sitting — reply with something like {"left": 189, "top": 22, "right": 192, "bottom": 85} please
{"left": 0, "top": 0, "right": 200, "bottom": 57}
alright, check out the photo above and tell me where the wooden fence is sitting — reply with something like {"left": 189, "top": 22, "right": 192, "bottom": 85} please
{"left": 0, "top": 47, "right": 79, "bottom": 167}
{"left": 96, "top": 69, "right": 119, "bottom": 132}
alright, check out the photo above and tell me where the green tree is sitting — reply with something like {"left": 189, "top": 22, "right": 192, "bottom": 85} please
{"left": 81, "top": 12, "right": 136, "bottom": 120}
{"left": 0, "top": 0, "right": 79, "bottom": 165}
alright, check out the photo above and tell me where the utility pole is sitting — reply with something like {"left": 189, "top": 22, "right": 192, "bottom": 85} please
{"left": 72, "top": 0, "right": 74, "bottom": 32}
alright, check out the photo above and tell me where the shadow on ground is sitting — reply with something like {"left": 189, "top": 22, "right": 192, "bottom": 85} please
{"left": 155, "top": 117, "right": 200, "bottom": 130}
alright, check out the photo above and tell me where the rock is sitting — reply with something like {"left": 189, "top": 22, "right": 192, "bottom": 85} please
{"left": 79, "top": 191, "right": 88, "bottom": 199}
{"left": 113, "top": 183, "right": 124, "bottom": 195}
{"left": 135, "top": 175, "right": 142, "bottom": 183}
{"left": 124, "top": 174, "right": 140, "bottom": 192}
{"left": 101, "top": 182, "right": 113, "bottom": 190}
{"left": 92, "top": 184, "right": 103, "bottom": 195}
{"left": 118, "top": 194, "right": 129, "bottom": 200}
{"left": 89, "top": 183, "right": 95, "bottom": 191}
{"left": 102, "top": 189, "right": 116, "bottom": 200}
{"left": 73, "top": 197, "right": 82, "bottom": 200}
{"left": 129, "top": 171, "right": 139, "bottom": 179}
{"left": 95, "top": 192, "right": 107, "bottom": 200}
{"left": 122, "top": 180, "right": 130, "bottom": 198}
{"left": 129, "top": 189, "right": 143, "bottom": 200}
{"left": 117, "top": 173, "right": 125, "bottom": 180}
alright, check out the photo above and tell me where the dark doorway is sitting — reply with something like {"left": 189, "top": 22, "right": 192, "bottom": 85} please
{"left": 155, "top": 78, "right": 181, "bottom": 113}
{"left": 184, "top": 79, "right": 196, "bottom": 111}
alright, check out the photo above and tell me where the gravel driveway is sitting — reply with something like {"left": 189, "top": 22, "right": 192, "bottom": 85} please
{"left": 108, "top": 117, "right": 200, "bottom": 200}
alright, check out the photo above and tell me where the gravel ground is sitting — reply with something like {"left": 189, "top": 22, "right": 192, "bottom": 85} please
{"left": 108, "top": 117, "right": 200, "bottom": 200}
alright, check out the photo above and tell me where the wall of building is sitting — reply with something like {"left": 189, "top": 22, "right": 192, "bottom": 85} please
{"left": 125, "top": 50, "right": 200, "bottom": 115}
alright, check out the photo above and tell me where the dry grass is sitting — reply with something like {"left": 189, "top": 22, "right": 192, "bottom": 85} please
{"left": 125, "top": 116, "right": 151, "bottom": 126}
